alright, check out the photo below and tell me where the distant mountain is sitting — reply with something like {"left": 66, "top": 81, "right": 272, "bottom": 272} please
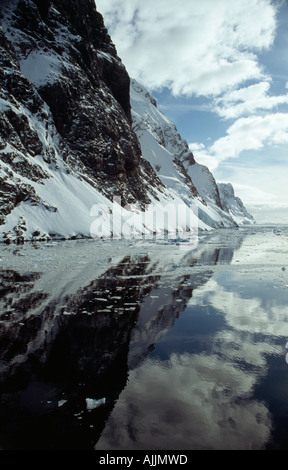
{"left": 0, "top": 0, "right": 254, "bottom": 244}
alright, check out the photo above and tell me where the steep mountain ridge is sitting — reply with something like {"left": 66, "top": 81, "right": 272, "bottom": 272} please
{"left": 130, "top": 79, "right": 254, "bottom": 228}
{"left": 0, "top": 0, "right": 254, "bottom": 243}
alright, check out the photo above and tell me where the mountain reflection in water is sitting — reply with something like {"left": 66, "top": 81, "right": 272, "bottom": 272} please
{"left": 0, "top": 227, "right": 288, "bottom": 450}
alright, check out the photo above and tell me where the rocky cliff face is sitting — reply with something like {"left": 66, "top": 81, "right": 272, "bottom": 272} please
{"left": 0, "top": 0, "right": 155, "bottom": 241}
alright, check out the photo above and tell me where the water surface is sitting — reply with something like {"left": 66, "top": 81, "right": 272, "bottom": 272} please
{"left": 0, "top": 226, "right": 287, "bottom": 450}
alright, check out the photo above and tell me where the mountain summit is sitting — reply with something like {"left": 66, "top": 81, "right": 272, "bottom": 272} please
{"left": 0, "top": 0, "right": 254, "bottom": 243}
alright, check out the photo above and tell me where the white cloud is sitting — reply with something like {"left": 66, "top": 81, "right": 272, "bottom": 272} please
{"left": 189, "top": 111, "right": 288, "bottom": 173}
{"left": 214, "top": 81, "right": 288, "bottom": 119}
{"left": 210, "top": 113, "right": 288, "bottom": 159}
{"left": 189, "top": 113, "right": 288, "bottom": 167}
{"left": 188, "top": 142, "right": 205, "bottom": 153}
{"left": 96, "top": 0, "right": 277, "bottom": 97}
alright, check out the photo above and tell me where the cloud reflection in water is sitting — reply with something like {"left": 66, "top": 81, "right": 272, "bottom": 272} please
{"left": 96, "top": 351, "right": 272, "bottom": 450}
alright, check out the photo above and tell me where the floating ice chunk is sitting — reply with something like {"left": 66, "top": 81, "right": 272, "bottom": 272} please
{"left": 86, "top": 398, "right": 106, "bottom": 411}
{"left": 58, "top": 399, "right": 67, "bottom": 407}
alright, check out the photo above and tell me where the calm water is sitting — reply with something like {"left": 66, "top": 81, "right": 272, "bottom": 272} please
{"left": 0, "top": 225, "right": 288, "bottom": 450}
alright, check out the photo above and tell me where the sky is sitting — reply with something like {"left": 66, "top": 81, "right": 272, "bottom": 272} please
{"left": 95, "top": 0, "right": 288, "bottom": 224}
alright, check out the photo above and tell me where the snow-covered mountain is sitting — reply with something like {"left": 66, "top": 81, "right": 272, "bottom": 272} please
{"left": 130, "top": 79, "right": 255, "bottom": 228}
{"left": 0, "top": 0, "right": 254, "bottom": 244}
